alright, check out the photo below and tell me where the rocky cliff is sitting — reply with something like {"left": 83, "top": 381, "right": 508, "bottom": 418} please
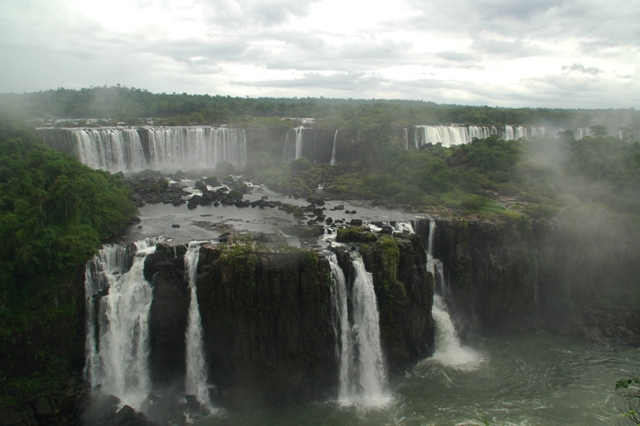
{"left": 140, "top": 234, "right": 435, "bottom": 409}
{"left": 414, "top": 215, "right": 640, "bottom": 345}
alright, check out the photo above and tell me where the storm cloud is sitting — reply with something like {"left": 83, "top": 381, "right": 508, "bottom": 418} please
{"left": 0, "top": 0, "right": 638, "bottom": 107}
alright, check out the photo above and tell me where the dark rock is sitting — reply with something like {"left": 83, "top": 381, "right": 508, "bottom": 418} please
{"left": 171, "top": 224, "right": 180, "bottom": 228}
{"left": 196, "top": 248, "right": 338, "bottom": 408}
{"left": 144, "top": 245, "right": 190, "bottom": 388}
{"left": 350, "top": 219, "right": 363, "bottom": 226}
{"left": 0, "top": 407, "right": 23, "bottom": 426}
{"left": 281, "top": 225, "right": 324, "bottom": 238}
{"left": 332, "top": 205, "right": 344, "bottom": 211}
{"left": 35, "top": 397, "right": 52, "bottom": 417}
{"left": 325, "top": 217, "right": 333, "bottom": 225}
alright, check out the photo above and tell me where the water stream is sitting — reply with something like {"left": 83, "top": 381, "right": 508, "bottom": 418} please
{"left": 184, "top": 241, "right": 214, "bottom": 410}
{"left": 84, "top": 239, "right": 157, "bottom": 409}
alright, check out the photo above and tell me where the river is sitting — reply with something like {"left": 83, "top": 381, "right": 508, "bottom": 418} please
{"left": 196, "top": 332, "right": 639, "bottom": 425}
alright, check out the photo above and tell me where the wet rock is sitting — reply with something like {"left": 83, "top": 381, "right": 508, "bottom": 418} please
{"left": 350, "top": 219, "right": 363, "bottom": 226}
{"left": 171, "top": 224, "right": 180, "bottom": 228}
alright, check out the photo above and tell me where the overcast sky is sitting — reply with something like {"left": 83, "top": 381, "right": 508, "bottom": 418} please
{"left": 1, "top": 0, "right": 639, "bottom": 108}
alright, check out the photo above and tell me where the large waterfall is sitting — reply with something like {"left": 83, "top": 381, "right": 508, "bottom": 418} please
{"left": 66, "top": 127, "right": 247, "bottom": 172}
{"left": 184, "top": 242, "right": 213, "bottom": 410}
{"left": 326, "top": 252, "right": 390, "bottom": 407}
{"left": 84, "top": 240, "right": 157, "bottom": 409}
{"left": 75, "top": 128, "right": 147, "bottom": 172}
{"left": 426, "top": 221, "right": 480, "bottom": 369}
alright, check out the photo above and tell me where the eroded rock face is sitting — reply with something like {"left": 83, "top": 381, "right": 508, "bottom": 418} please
{"left": 414, "top": 217, "right": 640, "bottom": 345}
{"left": 195, "top": 248, "right": 338, "bottom": 408}
{"left": 418, "top": 218, "right": 538, "bottom": 339}
{"left": 145, "top": 244, "right": 190, "bottom": 389}
{"left": 359, "top": 234, "right": 435, "bottom": 375}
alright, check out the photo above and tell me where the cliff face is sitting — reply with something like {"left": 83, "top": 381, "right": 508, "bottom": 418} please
{"left": 357, "top": 234, "right": 435, "bottom": 374}
{"left": 415, "top": 218, "right": 538, "bottom": 339}
{"left": 139, "top": 235, "right": 435, "bottom": 409}
{"left": 144, "top": 245, "right": 190, "bottom": 389}
{"left": 414, "top": 216, "right": 640, "bottom": 345}
{"left": 195, "top": 247, "right": 336, "bottom": 408}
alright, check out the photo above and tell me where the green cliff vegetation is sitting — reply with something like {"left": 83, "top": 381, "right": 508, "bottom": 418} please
{"left": 0, "top": 115, "right": 137, "bottom": 407}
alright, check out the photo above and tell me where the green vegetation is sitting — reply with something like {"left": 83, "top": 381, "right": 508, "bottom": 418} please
{"left": 616, "top": 378, "right": 640, "bottom": 424}
{"left": 0, "top": 115, "right": 138, "bottom": 407}
{"left": 3, "top": 86, "right": 639, "bottom": 132}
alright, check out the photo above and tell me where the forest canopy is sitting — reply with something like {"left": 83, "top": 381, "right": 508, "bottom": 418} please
{"left": 0, "top": 116, "right": 137, "bottom": 312}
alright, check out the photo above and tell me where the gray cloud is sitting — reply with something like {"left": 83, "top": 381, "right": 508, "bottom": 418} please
{"left": 562, "top": 63, "right": 603, "bottom": 75}
{"left": 0, "top": 0, "right": 639, "bottom": 107}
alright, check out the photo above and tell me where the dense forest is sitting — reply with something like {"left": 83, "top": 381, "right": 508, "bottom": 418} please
{"left": 0, "top": 116, "right": 137, "bottom": 407}
{"left": 1, "top": 86, "right": 639, "bottom": 131}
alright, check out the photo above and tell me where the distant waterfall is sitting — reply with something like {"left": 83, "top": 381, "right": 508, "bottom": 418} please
{"left": 404, "top": 128, "right": 409, "bottom": 149}
{"left": 330, "top": 130, "right": 339, "bottom": 165}
{"left": 283, "top": 126, "right": 307, "bottom": 162}
{"left": 326, "top": 252, "right": 390, "bottom": 407}
{"left": 414, "top": 125, "right": 547, "bottom": 147}
{"left": 74, "top": 128, "right": 146, "bottom": 172}
{"left": 426, "top": 220, "right": 480, "bottom": 369}
{"left": 84, "top": 240, "right": 157, "bottom": 409}
{"left": 575, "top": 127, "right": 593, "bottom": 140}
{"left": 65, "top": 127, "right": 247, "bottom": 172}
{"left": 147, "top": 127, "right": 246, "bottom": 170}
{"left": 184, "top": 242, "right": 213, "bottom": 409}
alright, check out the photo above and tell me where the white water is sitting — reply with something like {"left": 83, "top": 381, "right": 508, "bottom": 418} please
{"left": 325, "top": 253, "right": 352, "bottom": 402}
{"left": 68, "top": 127, "right": 247, "bottom": 172}
{"left": 414, "top": 125, "right": 546, "bottom": 147}
{"left": 327, "top": 251, "right": 390, "bottom": 408}
{"left": 426, "top": 220, "right": 480, "bottom": 369}
{"left": 184, "top": 242, "right": 213, "bottom": 410}
{"left": 74, "top": 128, "right": 146, "bottom": 172}
{"left": 84, "top": 240, "right": 157, "bottom": 409}
{"left": 330, "top": 129, "right": 339, "bottom": 165}
{"left": 283, "top": 126, "right": 307, "bottom": 162}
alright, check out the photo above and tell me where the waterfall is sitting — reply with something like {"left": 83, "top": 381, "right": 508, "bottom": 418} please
{"left": 66, "top": 127, "right": 246, "bottom": 172}
{"left": 330, "top": 129, "right": 339, "bottom": 165}
{"left": 426, "top": 220, "right": 480, "bottom": 369}
{"left": 72, "top": 128, "right": 146, "bottom": 172}
{"left": 326, "top": 252, "right": 390, "bottom": 407}
{"left": 84, "top": 240, "right": 157, "bottom": 409}
{"left": 146, "top": 127, "right": 246, "bottom": 170}
{"left": 294, "top": 126, "right": 305, "bottom": 160}
{"left": 403, "top": 128, "right": 409, "bottom": 149}
{"left": 283, "top": 126, "right": 306, "bottom": 162}
{"left": 184, "top": 242, "right": 213, "bottom": 410}
{"left": 575, "top": 127, "right": 593, "bottom": 140}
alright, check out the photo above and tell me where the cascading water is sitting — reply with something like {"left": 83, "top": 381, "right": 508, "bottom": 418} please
{"left": 147, "top": 127, "right": 246, "bottom": 171}
{"left": 84, "top": 239, "right": 158, "bottom": 409}
{"left": 330, "top": 129, "right": 339, "bottom": 165}
{"left": 326, "top": 252, "right": 390, "bottom": 407}
{"left": 414, "top": 125, "right": 547, "bottom": 147}
{"left": 67, "top": 127, "right": 247, "bottom": 172}
{"left": 283, "top": 126, "right": 306, "bottom": 162}
{"left": 426, "top": 220, "right": 480, "bottom": 369}
{"left": 184, "top": 242, "right": 213, "bottom": 410}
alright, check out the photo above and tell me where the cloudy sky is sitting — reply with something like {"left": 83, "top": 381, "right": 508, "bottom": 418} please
{"left": 1, "top": 0, "right": 639, "bottom": 108}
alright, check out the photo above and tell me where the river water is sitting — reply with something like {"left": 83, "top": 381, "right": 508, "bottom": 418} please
{"left": 195, "top": 333, "right": 639, "bottom": 426}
